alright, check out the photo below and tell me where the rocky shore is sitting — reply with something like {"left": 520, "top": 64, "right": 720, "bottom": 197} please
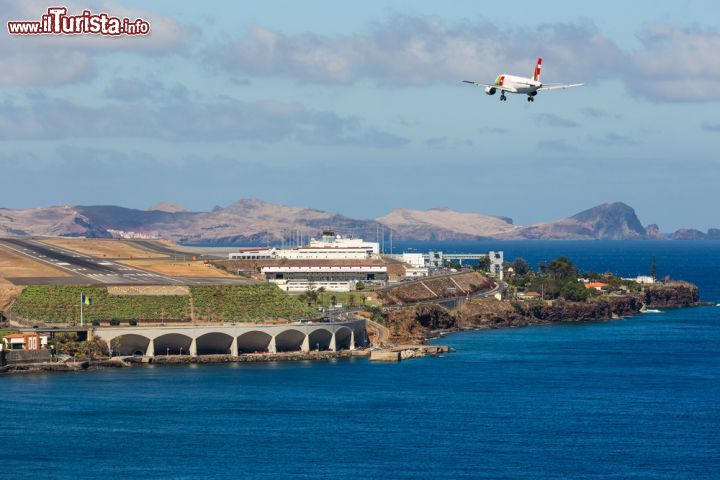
{"left": 383, "top": 282, "right": 703, "bottom": 343}
{"left": 0, "top": 350, "right": 367, "bottom": 375}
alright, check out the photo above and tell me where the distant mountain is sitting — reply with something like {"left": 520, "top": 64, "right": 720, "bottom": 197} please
{"left": 71, "top": 199, "right": 384, "bottom": 243}
{"left": 148, "top": 202, "right": 187, "bottom": 213}
{"left": 377, "top": 207, "right": 517, "bottom": 241}
{"left": 0, "top": 199, "right": 714, "bottom": 242}
{"left": 516, "top": 202, "right": 648, "bottom": 240}
{"left": 672, "top": 228, "right": 720, "bottom": 240}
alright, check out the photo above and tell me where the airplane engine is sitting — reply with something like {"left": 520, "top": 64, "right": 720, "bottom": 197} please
{"left": 484, "top": 86, "right": 496, "bottom": 95}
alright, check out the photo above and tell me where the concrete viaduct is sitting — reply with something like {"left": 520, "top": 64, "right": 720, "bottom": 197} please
{"left": 92, "top": 319, "right": 368, "bottom": 357}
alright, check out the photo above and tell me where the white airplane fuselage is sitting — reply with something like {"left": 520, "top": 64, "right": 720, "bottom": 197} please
{"left": 464, "top": 57, "right": 583, "bottom": 102}
{"left": 486, "top": 74, "right": 542, "bottom": 95}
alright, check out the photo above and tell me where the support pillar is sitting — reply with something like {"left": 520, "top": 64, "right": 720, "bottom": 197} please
{"left": 146, "top": 338, "right": 155, "bottom": 357}
{"left": 189, "top": 338, "right": 197, "bottom": 357}
{"left": 301, "top": 334, "right": 310, "bottom": 352}
{"left": 230, "top": 337, "right": 238, "bottom": 356}
{"left": 329, "top": 332, "right": 337, "bottom": 352}
{"left": 106, "top": 339, "right": 113, "bottom": 357}
{"left": 350, "top": 331, "right": 356, "bottom": 351}
{"left": 268, "top": 336, "right": 277, "bottom": 354}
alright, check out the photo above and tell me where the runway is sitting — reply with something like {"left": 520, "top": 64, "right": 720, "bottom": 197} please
{"left": 0, "top": 238, "right": 241, "bottom": 286}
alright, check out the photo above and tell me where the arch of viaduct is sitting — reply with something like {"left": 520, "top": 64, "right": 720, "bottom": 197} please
{"left": 92, "top": 319, "right": 368, "bottom": 357}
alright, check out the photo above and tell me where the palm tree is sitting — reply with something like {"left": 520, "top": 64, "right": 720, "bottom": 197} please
{"left": 305, "top": 289, "right": 319, "bottom": 306}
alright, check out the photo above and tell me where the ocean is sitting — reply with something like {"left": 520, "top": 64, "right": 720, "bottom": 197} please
{"left": 2, "top": 241, "right": 719, "bottom": 479}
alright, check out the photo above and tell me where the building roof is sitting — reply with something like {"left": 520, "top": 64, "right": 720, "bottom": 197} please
{"left": 262, "top": 265, "right": 387, "bottom": 272}
{"left": 585, "top": 282, "right": 609, "bottom": 288}
{"left": 3, "top": 333, "right": 27, "bottom": 339}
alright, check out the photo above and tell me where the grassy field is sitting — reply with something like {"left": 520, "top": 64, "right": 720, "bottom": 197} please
{"left": 0, "top": 246, "right": 69, "bottom": 279}
{"left": 315, "top": 291, "right": 379, "bottom": 307}
{"left": 40, "top": 238, "right": 168, "bottom": 259}
{"left": 9, "top": 284, "right": 316, "bottom": 324}
{"left": 121, "top": 259, "right": 237, "bottom": 278}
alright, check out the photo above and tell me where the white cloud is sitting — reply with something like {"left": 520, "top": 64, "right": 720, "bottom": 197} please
{"left": 535, "top": 113, "right": 581, "bottom": 128}
{"left": 206, "top": 16, "right": 621, "bottom": 86}
{"left": 627, "top": 25, "right": 720, "bottom": 101}
{"left": 0, "top": 96, "right": 408, "bottom": 147}
{"left": 206, "top": 15, "right": 720, "bottom": 102}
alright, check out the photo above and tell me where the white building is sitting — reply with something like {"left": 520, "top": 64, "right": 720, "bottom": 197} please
{"left": 401, "top": 253, "right": 425, "bottom": 268}
{"left": 308, "top": 230, "right": 380, "bottom": 255}
{"left": 273, "top": 280, "right": 355, "bottom": 293}
{"left": 621, "top": 275, "right": 656, "bottom": 285}
{"left": 262, "top": 264, "right": 387, "bottom": 291}
{"left": 229, "top": 230, "right": 381, "bottom": 261}
{"left": 404, "top": 266, "right": 429, "bottom": 278}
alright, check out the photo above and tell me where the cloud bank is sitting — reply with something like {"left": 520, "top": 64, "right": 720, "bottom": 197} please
{"left": 205, "top": 15, "right": 720, "bottom": 102}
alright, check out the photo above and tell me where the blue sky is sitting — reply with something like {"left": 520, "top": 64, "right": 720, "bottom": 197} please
{"left": 1, "top": 0, "right": 719, "bottom": 231}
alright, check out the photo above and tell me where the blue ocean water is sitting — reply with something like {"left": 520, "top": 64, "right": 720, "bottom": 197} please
{"left": 2, "top": 241, "right": 719, "bottom": 479}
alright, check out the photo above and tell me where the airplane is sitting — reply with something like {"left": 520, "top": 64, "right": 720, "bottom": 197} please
{"left": 463, "top": 58, "right": 583, "bottom": 102}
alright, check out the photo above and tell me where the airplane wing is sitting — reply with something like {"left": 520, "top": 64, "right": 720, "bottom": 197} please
{"left": 537, "top": 83, "right": 584, "bottom": 91}
{"left": 462, "top": 81, "right": 518, "bottom": 93}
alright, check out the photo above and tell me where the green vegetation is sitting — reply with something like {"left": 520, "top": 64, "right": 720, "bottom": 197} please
{"left": 508, "top": 256, "right": 645, "bottom": 302}
{"left": 189, "top": 284, "right": 315, "bottom": 322}
{"left": 510, "top": 256, "right": 594, "bottom": 302}
{"left": 52, "top": 333, "right": 108, "bottom": 359}
{"left": 11, "top": 286, "right": 191, "bottom": 323}
{"left": 11, "top": 284, "right": 316, "bottom": 324}
{"left": 315, "top": 291, "right": 376, "bottom": 307}
{"left": 474, "top": 256, "right": 491, "bottom": 271}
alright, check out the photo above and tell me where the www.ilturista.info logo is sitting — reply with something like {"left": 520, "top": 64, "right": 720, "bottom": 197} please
{"left": 7, "top": 7, "right": 150, "bottom": 36}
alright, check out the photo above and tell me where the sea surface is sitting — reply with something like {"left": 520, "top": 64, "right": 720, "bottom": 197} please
{"left": 3, "top": 241, "right": 719, "bottom": 479}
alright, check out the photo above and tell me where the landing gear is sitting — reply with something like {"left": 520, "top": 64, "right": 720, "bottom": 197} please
{"left": 527, "top": 96, "right": 534, "bottom": 102}
{"left": 500, "top": 94, "right": 507, "bottom": 102}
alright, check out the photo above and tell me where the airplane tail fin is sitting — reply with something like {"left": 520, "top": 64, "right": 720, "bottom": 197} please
{"left": 533, "top": 57, "right": 542, "bottom": 82}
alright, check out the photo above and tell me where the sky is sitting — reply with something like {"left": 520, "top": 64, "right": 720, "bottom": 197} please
{"left": 1, "top": 0, "right": 719, "bottom": 231}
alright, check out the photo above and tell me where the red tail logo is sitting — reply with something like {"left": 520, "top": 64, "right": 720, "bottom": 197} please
{"left": 533, "top": 58, "right": 542, "bottom": 81}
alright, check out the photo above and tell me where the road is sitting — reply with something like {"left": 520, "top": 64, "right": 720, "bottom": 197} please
{"left": 365, "top": 318, "right": 390, "bottom": 346}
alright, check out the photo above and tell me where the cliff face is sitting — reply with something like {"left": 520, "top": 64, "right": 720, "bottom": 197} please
{"left": 456, "top": 296, "right": 644, "bottom": 330}
{"left": 643, "top": 283, "right": 699, "bottom": 307}
{"left": 644, "top": 224, "right": 666, "bottom": 239}
{"left": 384, "top": 296, "right": 645, "bottom": 342}
{"left": 382, "top": 282, "right": 700, "bottom": 343}
{"left": 672, "top": 229, "right": 707, "bottom": 240}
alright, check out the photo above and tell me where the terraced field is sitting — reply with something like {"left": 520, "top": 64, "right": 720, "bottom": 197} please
{"left": 11, "top": 286, "right": 191, "bottom": 323}
{"left": 9, "top": 284, "right": 316, "bottom": 324}
{"left": 381, "top": 271, "right": 494, "bottom": 305}
{"left": 190, "top": 285, "right": 316, "bottom": 323}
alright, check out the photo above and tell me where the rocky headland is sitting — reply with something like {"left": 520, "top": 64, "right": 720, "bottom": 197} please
{"left": 380, "top": 283, "right": 702, "bottom": 344}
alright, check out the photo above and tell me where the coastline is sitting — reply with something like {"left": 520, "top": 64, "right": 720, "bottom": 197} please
{"left": 382, "top": 282, "right": 704, "bottom": 344}
{"left": 0, "top": 349, "right": 369, "bottom": 376}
